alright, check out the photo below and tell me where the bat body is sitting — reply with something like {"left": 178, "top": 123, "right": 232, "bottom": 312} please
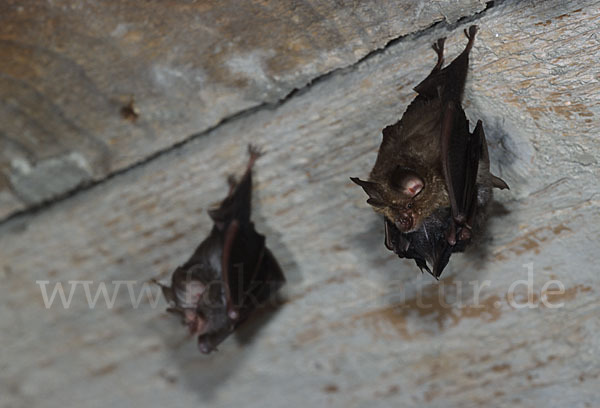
{"left": 352, "top": 26, "right": 508, "bottom": 278}
{"left": 156, "top": 146, "right": 285, "bottom": 353}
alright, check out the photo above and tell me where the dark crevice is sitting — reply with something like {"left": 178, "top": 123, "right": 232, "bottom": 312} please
{"left": 0, "top": 0, "right": 499, "bottom": 227}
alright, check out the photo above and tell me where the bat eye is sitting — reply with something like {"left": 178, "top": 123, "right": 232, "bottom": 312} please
{"left": 407, "top": 202, "right": 413, "bottom": 209}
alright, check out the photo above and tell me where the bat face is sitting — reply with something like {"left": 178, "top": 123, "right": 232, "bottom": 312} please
{"left": 164, "top": 263, "right": 229, "bottom": 338}
{"left": 351, "top": 176, "right": 418, "bottom": 232}
{"left": 352, "top": 26, "right": 509, "bottom": 278}
{"left": 352, "top": 166, "right": 448, "bottom": 234}
{"left": 155, "top": 146, "right": 285, "bottom": 353}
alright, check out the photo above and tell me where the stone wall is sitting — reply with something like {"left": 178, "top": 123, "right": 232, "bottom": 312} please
{"left": 1, "top": 1, "right": 599, "bottom": 407}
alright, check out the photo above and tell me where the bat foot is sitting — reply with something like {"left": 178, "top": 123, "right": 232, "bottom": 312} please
{"left": 432, "top": 37, "right": 446, "bottom": 53}
{"left": 464, "top": 25, "right": 478, "bottom": 40}
{"left": 432, "top": 37, "right": 446, "bottom": 69}
{"left": 247, "top": 144, "right": 264, "bottom": 169}
{"left": 464, "top": 25, "right": 478, "bottom": 52}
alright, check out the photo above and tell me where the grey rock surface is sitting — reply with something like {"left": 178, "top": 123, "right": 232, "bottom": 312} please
{"left": 0, "top": 0, "right": 486, "bottom": 219}
{"left": 1, "top": 1, "right": 599, "bottom": 407}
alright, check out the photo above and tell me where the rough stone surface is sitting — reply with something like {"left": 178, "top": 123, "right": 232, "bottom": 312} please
{"left": 8, "top": 152, "right": 92, "bottom": 204}
{"left": 1, "top": 1, "right": 599, "bottom": 407}
{"left": 0, "top": 0, "right": 486, "bottom": 219}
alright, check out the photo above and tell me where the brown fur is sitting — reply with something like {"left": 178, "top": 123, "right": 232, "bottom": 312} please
{"left": 368, "top": 97, "right": 450, "bottom": 231}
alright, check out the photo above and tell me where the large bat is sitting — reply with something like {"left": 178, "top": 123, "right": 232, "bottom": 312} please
{"left": 155, "top": 146, "right": 285, "bottom": 353}
{"left": 352, "top": 26, "right": 508, "bottom": 278}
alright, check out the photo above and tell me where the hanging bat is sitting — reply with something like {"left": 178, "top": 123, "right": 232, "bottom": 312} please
{"left": 154, "top": 145, "right": 285, "bottom": 353}
{"left": 351, "top": 26, "right": 508, "bottom": 278}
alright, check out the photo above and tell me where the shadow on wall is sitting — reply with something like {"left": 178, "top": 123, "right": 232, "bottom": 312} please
{"left": 466, "top": 93, "right": 535, "bottom": 200}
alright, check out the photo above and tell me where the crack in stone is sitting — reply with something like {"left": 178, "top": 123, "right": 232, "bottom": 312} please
{"left": 0, "top": 1, "right": 498, "bottom": 227}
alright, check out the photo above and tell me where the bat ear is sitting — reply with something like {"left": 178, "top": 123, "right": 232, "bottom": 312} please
{"left": 350, "top": 177, "right": 386, "bottom": 208}
{"left": 390, "top": 167, "right": 424, "bottom": 198}
{"left": 150, "top": 278, "right": 176, "bottom": 304}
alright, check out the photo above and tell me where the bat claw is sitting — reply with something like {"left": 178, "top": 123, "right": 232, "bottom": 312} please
{"left": 240, "top": 143, "right": 264, "bottom": 181}
{"left": 247, "top": 144, "right": 264, "bottom": 166}
{"left": 432, "top": 37, "right": 446, "bottom": 55}
{"left": 432, "top": 37, "right": 446, "bottom": 70}
{"left": 464, "top": 25, "right": 478, "bottom": 52}
{"left": 464, "top": 25, "right": 478, "bottom": 40}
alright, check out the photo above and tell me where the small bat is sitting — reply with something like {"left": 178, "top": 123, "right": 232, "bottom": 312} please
{"left": 352, "top": 26, "right": 508, "bottom": 278}
{"left": 154, "top": 145, "right": 285, "bottom": 353}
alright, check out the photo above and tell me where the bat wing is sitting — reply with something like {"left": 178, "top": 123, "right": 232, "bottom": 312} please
{"left": 200, "top": 150, "right": 284, "bottom": 353}
{"left": 441, "top": 103, "right": 481, "bottom": 236}
{"left": 236, "top": 245, "right": 285, "bottom": 323}
{"left": 420, "top": 26, "right": 480, "bottom": 244}
{"left": 198, "top": 208, "right": 283, "bottom": 354}
{"left": 224, "top": 221, "right": 285, "bottom": 322}
{"left": 207, "top": 167, "right": 253, "bottom": 228}
{"left": 206, "top": 145, "right": 260, "bottom": 319}
{"left": 414, "top": 100, "right": 481, "bottom": 275}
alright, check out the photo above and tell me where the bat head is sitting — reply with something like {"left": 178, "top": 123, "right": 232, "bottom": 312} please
{"left": 351, "top": 167, "right": 432, "bottom": 233}
{"left": 159, "top": 264, "right": 230, "bottom": 341}
{"left": 160, "top": 271, "right": 209, "bottom": 336}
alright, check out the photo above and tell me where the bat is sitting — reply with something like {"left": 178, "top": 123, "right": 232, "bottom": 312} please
{"left": 351, "top": 26, "right": 508, "bottom": 278}
{"left": 154, "top": 145, "right": 285, "bottom": 353}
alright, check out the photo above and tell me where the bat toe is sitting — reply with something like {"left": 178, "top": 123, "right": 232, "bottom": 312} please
{"left": 464, "top": 25, "right": 478, "bottom": 40}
